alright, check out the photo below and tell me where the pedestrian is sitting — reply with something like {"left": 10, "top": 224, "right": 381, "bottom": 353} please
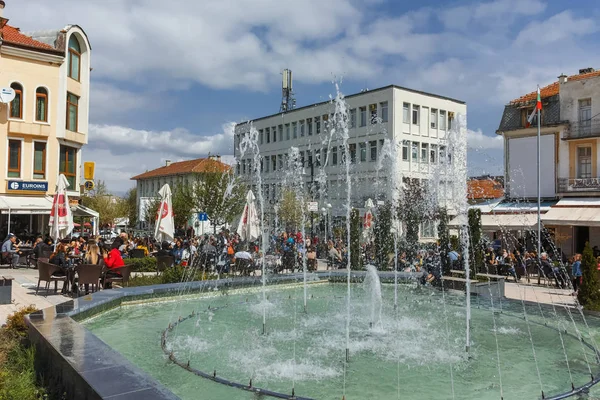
{"left": 571, "top": 253, "right": 582, "bottom": 295}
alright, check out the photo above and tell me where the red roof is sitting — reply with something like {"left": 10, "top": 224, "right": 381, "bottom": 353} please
{"left": 510, "top": 69, "right": 600, "bottom": 104}
{"left": 1, "top": 24, "right": 57, "bottom": 52}
{"left": 131, "top": 158, "right": 230, "bottom": 180}
{"left": 468, "top": 179, "right": 504, "bottom": 200}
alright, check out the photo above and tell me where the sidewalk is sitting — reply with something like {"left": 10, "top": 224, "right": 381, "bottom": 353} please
{"left": 504, "top": 281, "right": 576, "bottom": 307}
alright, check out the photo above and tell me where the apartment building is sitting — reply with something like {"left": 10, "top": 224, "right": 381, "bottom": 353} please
{"left": 497, "top": 67, "right": 600, "bottom": 255}
{"left": 0, "top": 1, "right": 94, "bottom": 237}
{"left": 234, "top": 84, "right": 466, "bottom": 238}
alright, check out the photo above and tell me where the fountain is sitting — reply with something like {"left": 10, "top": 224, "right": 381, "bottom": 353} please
{"left": 78, "top": 84, "right": 600, "bottom": 400}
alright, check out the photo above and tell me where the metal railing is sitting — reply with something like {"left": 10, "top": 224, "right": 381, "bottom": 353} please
{"left": 564, "top": 119, "right": 600, "bottom": 139}
{"left": 558, "top": 177, "right": 600, "bottom": 192}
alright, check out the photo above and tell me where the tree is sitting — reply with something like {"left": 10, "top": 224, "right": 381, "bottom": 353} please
{"left": 374, "top": 203, "right": 393, "bottom": 269}
{"left": 399, "top": 179, "right": 426, "bottom": 261}
{"left": 577, "top": 242, "right": 600, "bottom": 311}
{"left": 81, "top": 181, "right": 127, "bottom": 227}
{"left": 171, "top": 182, "right": 196, "bottom": 228}
{"left": 350, "top": 208, "right": 362, "bottom": 270}
{"left": 468, "top": 208, "right": 483, "bottom": 275}
{"left": 124, "top": 187, "right": 138, "bottom": 229}
{"left": 279, "top": 189, "right": 303, "bottom": 231}
{"left": 438, "top": 207, "right": 451, "bottom": 275}
{"left": 192, "top": 167, "right": 246, "bottom": 233}
{"left": 144, "top": 196, "right": 161, "bottom": 227}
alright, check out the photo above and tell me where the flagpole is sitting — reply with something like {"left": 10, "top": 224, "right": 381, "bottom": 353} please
{"left": 537, "top": 85, "right": 541, "bottom": 261}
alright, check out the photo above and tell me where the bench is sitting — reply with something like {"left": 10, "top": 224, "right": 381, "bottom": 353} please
{"left": 450, "top": 269, "right": 465, "bottom": 277}
{"left": 476, "top": 273, "right": 506, "bottom": 281}
{"left": 442, "top": 276, "right": 478, "bottom": 292}
{"left": 0, "top": 275, "right": 14, "bottom": 304}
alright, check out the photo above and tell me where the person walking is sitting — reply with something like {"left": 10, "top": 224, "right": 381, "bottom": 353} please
{"left": 571, "top": 253, "right": 582, "bottom": 295}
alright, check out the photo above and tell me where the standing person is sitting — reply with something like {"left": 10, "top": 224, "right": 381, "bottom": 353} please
{"left": 571, "top": 253, "right": 582, "bottom": 295}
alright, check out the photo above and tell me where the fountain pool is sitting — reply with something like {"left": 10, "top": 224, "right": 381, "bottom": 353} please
{"left": 84, "top": 281, "right": 600, "bottom": 400}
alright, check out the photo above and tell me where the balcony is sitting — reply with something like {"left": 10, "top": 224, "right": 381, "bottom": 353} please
{"left": 563, "top": 119, "right": 600, "bottom": 140}
{"left": 558, "top": 177, "right": 600, "bottom": 193}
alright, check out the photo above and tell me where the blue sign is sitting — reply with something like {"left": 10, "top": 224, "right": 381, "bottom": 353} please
{"left": 7, "top": 180, "right": 48, "bottom": 192}
{"left": 198, "top": 212, "right": 208, "bottom": 221}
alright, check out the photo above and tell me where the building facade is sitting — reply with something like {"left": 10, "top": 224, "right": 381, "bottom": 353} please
{"left": 234, "top": 84, "right": 467, "bottom": 239}
{"left": 497, "top": 68, "right": 600, "bottom": 255}
{"left": 0, "top": 2, "right": 93, "bottom": 237}
{"left": 131, "top": 157, "right": 229, "bottom": 235}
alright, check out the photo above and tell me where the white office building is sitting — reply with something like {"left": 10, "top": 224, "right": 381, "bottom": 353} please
{"left": 234, "top": 84, "right": 466, "bottom": 239}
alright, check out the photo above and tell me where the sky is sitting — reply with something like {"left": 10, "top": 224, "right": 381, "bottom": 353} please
{"left": 7, "top": 0, "right": 600, "bottom": 194}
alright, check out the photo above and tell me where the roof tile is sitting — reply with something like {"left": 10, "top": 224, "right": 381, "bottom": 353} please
{"left": 468, "top": 179, "right": 504, "bottom": 200}
{"left": 131, "top": 158, "right": 230, "bottom": 180}
{"left": 510, "top": 69, "right": 600, "bottom": 104}
{"left": 1, "top": 24, "right": 57, "bottom": 51}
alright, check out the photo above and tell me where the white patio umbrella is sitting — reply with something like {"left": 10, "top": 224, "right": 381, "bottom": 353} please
{"left": 237, "top": 190, "right": 260, "bottom": 242}
{"left": 362, "top": 198, "right": 375, "bottom": 243}
{"left": 49, "top": 174, "right": 74, "bottom": 241}
{"left": 155, "top": 184, "right": 175, "bottom": 242}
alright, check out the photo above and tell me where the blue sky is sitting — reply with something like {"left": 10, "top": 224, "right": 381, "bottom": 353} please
{"left": 8, "top": 0, "right": 600, "bottom": 193}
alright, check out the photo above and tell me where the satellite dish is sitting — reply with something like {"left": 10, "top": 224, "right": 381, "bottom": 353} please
{"left": 0, "top": 88, "right": 15, "bottom": 104}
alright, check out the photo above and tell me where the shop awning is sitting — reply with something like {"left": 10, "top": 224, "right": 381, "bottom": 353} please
{"left": 541, "top": 198, "right": 600, "bottom": 226}
{"left": 72, "top": 204, "right": 99, "bottom": 218}
{"left": 449, "top": 213, "right": 539, "bottom": 230}
{"left": 0, "top": 195, "right": 53, "bottom": 214}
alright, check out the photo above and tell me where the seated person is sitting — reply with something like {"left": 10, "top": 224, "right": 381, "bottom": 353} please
{"left": 233, "top": 247, "right": 253, "bottom": 274}
{"left": 155, "top": 241, "right": 172, "bottom": 257}
{"left": 2, "top": 234, "right": 23, "bottom": 266}
{"left": 103, "top": 238, "right": 125, "bottom": 288}
{"left": 49, "top": 243, "right": 71, "bottom": 293}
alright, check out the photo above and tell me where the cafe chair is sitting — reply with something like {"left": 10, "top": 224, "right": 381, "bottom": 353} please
{"left": 36, "top": 261, "right": 68, "bottom": 296}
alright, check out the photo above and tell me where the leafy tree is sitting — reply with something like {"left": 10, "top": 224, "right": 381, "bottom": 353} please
{"left": 399, "top": 179, "right": 425, "bottom": 260}
{"left": 438, "top": 207, "right": 451, "bottom": 275}
{"left": 279, "top": 189, "right": 303, "bottom": 231}
{"left": 192, "top": 167, "right": 246, "bottom": 233}
{"left": 171, "top": 182, "right": 196, "bottom": 228}
{"left": 124, "top": 187, "right": 138, "bottom": 229}
{"left": 374, "top": 203, "right": 393, "bottom": 269}
{"left": 468, "top": 208, "right": 483, "bottom": 275}
{"left": 350, "top": 208, "right": 362, "bottom": 270}
{"left": 81, "top": 181, "right": 127, "bottom": 227}
{"left": 144, "top": 196, "right": 161, "bottom": 227}
{"left": 577, "top": 242, "right": 600, "bottom": 311}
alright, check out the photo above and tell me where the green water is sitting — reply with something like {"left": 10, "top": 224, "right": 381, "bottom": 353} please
{"left": 84, "top": 283, "right": 600, "bottom": 399}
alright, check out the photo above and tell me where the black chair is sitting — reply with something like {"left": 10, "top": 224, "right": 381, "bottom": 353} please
{"left": 129, "top": 249, "right": 146, "bottom": 259}
{"left": 156, "top": 256, "right": 174, "bottom": 275}
{"left": 104, "top": 266, "right": 131, "bottom": 287}
{"left": 36, "top": 261, "right": 68, "bottom": 296}
{"left": 75, "top": 264, "right": 104, "bottom": 295}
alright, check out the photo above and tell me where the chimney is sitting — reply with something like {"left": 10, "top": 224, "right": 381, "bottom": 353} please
{"left": 558, "top": 73, "right": 567, "bottom": 84}
{"left": 165, "top": 160, "right": 171, "bottom": 167}
{"left": 579, "top": 68, "right": 595, "bottom": 75}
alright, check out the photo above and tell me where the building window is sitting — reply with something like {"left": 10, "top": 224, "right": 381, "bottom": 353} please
{"left": 370, "top": 104, "right": 377, "bottom": 124}
{"left": 322, "top": 114, "right": 329, "bottom": 132}
{"left": 421, "top": 220, "right": 436, "bottom": 238}
{"left": 431, "top": 109, "right": 437, "bottom": 129}
{"left": 66, "top": 92, "right": 79, "bottom": 132}
{"left": 264, "top": 158, "right": 269, "bottom": 173}
{"left": 578, "top": 146, "right": 592, "bottom": 179}
{"left": 579, "top": 99, "right": 592, "bottom": 134}
{"left": 7, "top": 139, "right": 21, "bottom": 178}
{"left": 380, "top": 101, "right": 388, "bottom": 123}
{"left": 360, "top": 142, "right": 367, "bottom": 162}
{"left": 403, "top": 103, "right": 410, "bottom": 123}
{"left": 315, "top": 149, "right": 321, "bottom": 167}
{"left": 332, "top": 146, "right": 338, "bottom": 166}
{"left": 259, "top": 129, "right": 264, "bottom": 145}
{"left": 439, "top": 146, "right": 447, "bottom": 164}
{"left": 350, "top": 109, "right": 356, "bottom": 128}
{"left": 35, "top": 87, "right": 48, "bottom": 122}
{"left": 412, "top": 105, "right": 420, "bottom": 125}
{"left": 300, "top": 120, "right": 305, "bottom": 137}
{"left": 33, "top": 142, "right": 46, "bottom": 179}
{"left": 360, "top": 107, "right": 367, "bottom": 127}
{"left": 272, "top": 126, "right": 277, "bottom": 142}
{"left": 59, "top": 145, "right": 77, "bottom": 188}
{"left": 9, "top": 82, "right": 23, "bottom": 119}
{"left": 278, "top": 125, "right": 283, "bottom": 141}
{"left": 448, "top": 113, "right": 453, "bottom": 130}
{"left": 421, "top": 143, "right": 428, "bottom": 163}
{"left": 285, "top": 124, "right": 290, "bottom": 140}
{"left": 265, "top": 127, "right": 270, "bottom": 143}
{"left": 68, "top": 35, "right": 81, "bottom": 81}
{"left": 349, "top": 144, "right": 357, "bottom": 163}
{"left": 430, "top": 144, "right": 437, "bottom": 164}
{"left": 402, "top": 140, "right": 409, "bottom": 161}
{"left": 293, "top": 122, "right": 298, "bottom": 139}
{"left": 439, "top": 110, "right": 446, "bottom": 130}
{"left": 271, "top": 156, "right": 277, "bottom": 172}
{"left": 411, "top": 142, "right": 419, "bottom": 162}
{"left": 370, "top": 140, "right": 377, "bottom": 161}
{"left": 315, "top": 117, "right": 321, "bottom": 134}
{"left": 278, "top": 154, "right": 283, "bottom": 169}
{"left": 307, "top": 118, "right": 313, "bottom": 135}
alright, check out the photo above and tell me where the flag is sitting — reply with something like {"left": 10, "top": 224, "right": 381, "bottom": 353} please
{"left": 155, "top": 184, "right": 174, "bottom": 242}
{"left": 49, "top": 174, "right": 74, "bottom": 240}
{"left": 526, "top": 87, "right": 542, "bottom": 128}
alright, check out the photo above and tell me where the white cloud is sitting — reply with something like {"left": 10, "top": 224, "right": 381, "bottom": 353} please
{"left": 467, "top": 129, "right": 503, "bottom": 150}
{"left": 515, "top": 11, "right": 598, "bottom": 46}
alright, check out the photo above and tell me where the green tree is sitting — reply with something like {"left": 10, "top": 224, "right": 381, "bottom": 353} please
{"left": 172, "top": 182, "right": 196, "bottom": 228}
{"left": 438, "top": 207, "right": 451, "bottom": 275}
{"left": 374, "top": 203, "right": 393, "bottom": 269}
{"left": 468, "top": 208, "right": 483, "bottom": 274}
{"left": 81, "top": 181, "right": 127, "bottom": 227}
{"left": 144, "top": 196, "right": 161, "bottom": 227}
{"left": 399, "top": 179, "right": 425, "bottom": 260}
{"left": 577, "top": 242, "right": 600, "bottom": 310}
{"left": 124, "top": 187, "right": 138, "bottom": 229}
{"left": 279, "top": 189, "right": 303, "bottom": 231}
{"left": 350, "top": 208, "right": 362, "bottom": 270}
{"left": 192, "top": 167, "right": 246, "bottom": 233}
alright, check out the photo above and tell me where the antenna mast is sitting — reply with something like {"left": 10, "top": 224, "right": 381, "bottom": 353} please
{"left": 280, "top": 69, "right": 296, "bottom": 112}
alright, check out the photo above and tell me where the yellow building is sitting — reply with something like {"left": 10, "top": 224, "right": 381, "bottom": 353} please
{"left": 0, "top": 1, "right": 97, "bottom": 238}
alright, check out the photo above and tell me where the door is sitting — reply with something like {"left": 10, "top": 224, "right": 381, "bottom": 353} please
{"left": 574, "top": 226, "right": 590, "bottom": 254}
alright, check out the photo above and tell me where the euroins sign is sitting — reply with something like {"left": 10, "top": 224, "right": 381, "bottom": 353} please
{"left": 8, "top": 180, "right": 49, "bottom": 192}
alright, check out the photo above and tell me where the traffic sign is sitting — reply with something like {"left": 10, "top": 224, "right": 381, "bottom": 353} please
{"left": 198, "top": 212, "right": 208, "bottom": 221}
{"left": 84, "top": 180, "right": 95, "bottom": 191}
{"left": 84, "top": 162, "right": 95, "bottom": 180}
{"left": 307, "top": 202, "right": 319, "bottom": 212}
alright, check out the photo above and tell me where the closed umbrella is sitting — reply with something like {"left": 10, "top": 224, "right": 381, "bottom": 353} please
{"left": 237, "top": 190, "right": 260, "bottom": 242}
{"left": 155, "top": 184, "right": 174, "bottom": 242}
{"left": 49, "top": 174, "right": 74, "bottom": 241}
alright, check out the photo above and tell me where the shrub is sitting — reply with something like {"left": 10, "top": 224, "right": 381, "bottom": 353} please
{"left": 350, "top": 208, "right": 362, "bottom": 270}
{"left": 578, "top": 242, "right": 600, "bottom": 311}
{"left": 5, "top": 305, "right": 38, "bottom": 338}
{"left": 124, "top": 256, "right": 157, "bottom": 272}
